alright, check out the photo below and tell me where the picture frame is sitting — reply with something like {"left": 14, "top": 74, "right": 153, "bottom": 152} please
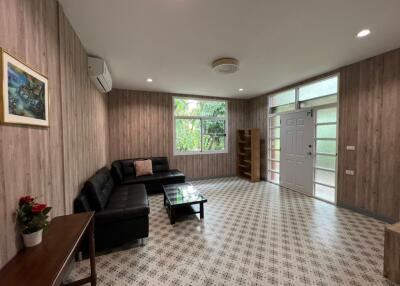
{"left": 0, "top": 48, "right": 49, "bottom": 127}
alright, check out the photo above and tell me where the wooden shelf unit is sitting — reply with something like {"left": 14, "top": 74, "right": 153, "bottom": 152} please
{"left": 236, "top": 128, "right": 260, "bottom": 182}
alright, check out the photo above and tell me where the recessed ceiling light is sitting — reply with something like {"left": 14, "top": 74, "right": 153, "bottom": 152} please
{"left": 356, "top": 29, "right": 371, "bottom": 38}
{"left": 146, "top": 78, "right": 153, "bottom": 82}
{"left": 238, "top": 88, "right": 244, "bottom": 92}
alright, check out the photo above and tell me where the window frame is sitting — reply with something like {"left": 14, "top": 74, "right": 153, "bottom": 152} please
{"left": 173, "top": 96, "right": 229, "bottom": 156}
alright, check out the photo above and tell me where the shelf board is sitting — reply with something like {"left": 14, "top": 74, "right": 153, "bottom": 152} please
{"left": 238, "top": 141, "right": 247, "bottom": 144}
{"left": 243, "top": 160, "right": 251, "bottom": 164}
{"left": 243, "top": 172, "right": 251, "bottom": 177}
{"left": 239, "top": 164, "right": 247, "bottom": 168}
{"left": 238, "top": 152, "right": 246, "bottom": 156}
{"left": 243, "top": 147, "right": 251, "bottom": 151}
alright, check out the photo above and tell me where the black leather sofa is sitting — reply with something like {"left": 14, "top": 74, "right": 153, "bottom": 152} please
{"left": 111, "top": 157, "right": 185, "bottom": 194}
{"left": 74, "top": 167, "right": 149, "bottom": 251}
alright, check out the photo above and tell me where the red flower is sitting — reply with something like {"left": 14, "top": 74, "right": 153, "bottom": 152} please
{"left": 31, "top": 203, "right": 47, "bottom": 214}
{"left": 19, "top": 196, "right": 34, "bottom": 206}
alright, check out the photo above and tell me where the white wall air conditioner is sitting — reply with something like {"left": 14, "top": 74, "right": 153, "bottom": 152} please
{"left": 88, "top": 57, "right": 112, "bottom": 93}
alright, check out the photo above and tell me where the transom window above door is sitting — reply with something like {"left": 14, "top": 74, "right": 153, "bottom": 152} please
{"left": 173, "top": 97, "right": 228, "bottom": 155}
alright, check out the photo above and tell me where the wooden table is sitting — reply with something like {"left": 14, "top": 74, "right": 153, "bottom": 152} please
{"left": 384, "top": 222, "right": 400, "bottom": 284}
{"left": 0, "top": 212, "right": 96, "bottom": 286}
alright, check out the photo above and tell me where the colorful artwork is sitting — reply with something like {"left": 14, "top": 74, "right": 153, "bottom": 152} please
{"left": 7, "top": 62, "right": 46, "bottom": 119}
{"left": 1, "top": 48, "right": 49, "bottom": 126}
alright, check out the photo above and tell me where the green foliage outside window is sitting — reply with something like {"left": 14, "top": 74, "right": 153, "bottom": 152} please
{"left": 174, "top": 98, "right": 227, "bottom": 153}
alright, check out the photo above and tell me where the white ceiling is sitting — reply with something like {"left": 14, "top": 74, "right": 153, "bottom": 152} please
{"left": 59, "top": 0, "right": 400, "bottom": 99}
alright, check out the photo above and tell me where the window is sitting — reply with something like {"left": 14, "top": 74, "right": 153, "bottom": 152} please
{"left": 268, "top": 89, "right": 295, "bottom": 114}
{"left": 314, "top": 107, "right": 337, "bottom": 203}
{"left": 267, "top": 115, "right": 280, "bottom": 183}
{"left": 299, "top": 76, "right": 338, "bottom": 108}
{"left": 173, "top": 97, "right": 228, "bottom": 155}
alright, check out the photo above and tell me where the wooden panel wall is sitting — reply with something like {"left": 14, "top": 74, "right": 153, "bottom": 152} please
{"left": 59, "top": 8, "right": 109, "bottom": 213}
{"left": 0, "top": 0, "right": 109, "bottom": 268}
{"left": 0, "top": 0, "right": 64, "bottom": 268}
{"left": 338, "top": 48, "right": 400, "bottom": 221}
{"left": 247, "top": 95, "right": 268, "bottom": 179}
{"left": 108, "top": 89, "right": 248, "bottom": 179}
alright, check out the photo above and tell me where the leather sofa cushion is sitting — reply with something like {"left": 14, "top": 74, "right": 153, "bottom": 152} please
{"left": 150, "top": 157, "right": 170, "bottom": 172}
{"left": 85, "top": 167, "right": 114, "bottom": 211}
{"left": 111, "top": 161, "right": 123, "bottom": 181}
{"left": 121, "top": 169, "right": 185, "bottom": 185}
{"left": 120, "top": 160, "right": 135, "bottom": 177}
{"left": 95, "top": 184, "right": 149, "bottom": 225}
{"left": 74, "top": 190, "right": 92, "bottom": 213}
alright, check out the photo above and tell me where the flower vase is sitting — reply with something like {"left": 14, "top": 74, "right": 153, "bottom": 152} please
{"left": 22, "top": 229, "right": 43, "bottom": 247}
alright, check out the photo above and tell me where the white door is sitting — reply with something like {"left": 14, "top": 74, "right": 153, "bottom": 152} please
{"left": 280, "top": 110, "right": 314, "bottom": 196}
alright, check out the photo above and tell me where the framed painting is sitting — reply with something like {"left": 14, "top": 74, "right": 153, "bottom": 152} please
{"left": 0, "top": 48, "right": 49, "bottom": 127}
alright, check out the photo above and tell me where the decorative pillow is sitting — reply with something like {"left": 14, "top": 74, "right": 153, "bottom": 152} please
{"left": 134, "top": 159, "right": 153, "bottom": 177}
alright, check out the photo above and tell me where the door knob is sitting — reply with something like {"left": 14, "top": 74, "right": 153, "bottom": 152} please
{"left": 307, "top": 152, "right": 312, "bottom": 156}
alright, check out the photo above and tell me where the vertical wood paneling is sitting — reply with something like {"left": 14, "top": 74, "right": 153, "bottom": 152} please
{"left": 0, "top": 0, "right": 64, "bottom": 268}
{"left": 0, "top": 0, "right": 109, "bottom": 268}
{"left": 338, "top": 48, "right": 400, "bottom": 221}
{"left": 108, "top": 90, "right": 248, "bottom": 179}
{"left": 59, "top": 7, "right": 109, "bottom": 213}
{"left": 247, "top": 95, "right": 268, "bottom": 179}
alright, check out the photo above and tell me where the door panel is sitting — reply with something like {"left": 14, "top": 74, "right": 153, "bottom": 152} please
{"left": 280, "top": 110, "right": 314, "bottom": 196}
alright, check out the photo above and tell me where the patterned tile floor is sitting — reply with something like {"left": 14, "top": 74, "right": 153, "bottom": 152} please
{"left": 67, "top": 177, "right": 396, "bottom": 286}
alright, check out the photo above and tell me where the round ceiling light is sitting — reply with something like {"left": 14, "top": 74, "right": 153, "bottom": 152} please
{"left": 356, "top": 29, "right": 371, "bottom": 38}
{"left": 212, "top": 58, "right": 239, "bottom": 74}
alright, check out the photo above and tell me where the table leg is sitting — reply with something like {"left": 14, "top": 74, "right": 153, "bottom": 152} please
{"left": 88, "top": 218, "right": 97, "bottom": 285}
{"left": 200, "top": 203, "right": 204, "bottom": 219}
{"left": 170, "top": 207, "right": 175, "bottom": 225}
{"left": 163, "top": 192, "right": 166, "bottom": 206}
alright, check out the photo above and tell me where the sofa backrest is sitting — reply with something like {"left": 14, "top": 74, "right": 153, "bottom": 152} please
{"left": 83, "top": 167, "right": 114, "bottom": 211}
{"left": 74, "top": 189, "right": 92, "bottom": 213}
{"left": 151, "top": 157, "right": 170, "bottom": 172}
{"left": 111, "top": 157, "right": 170, "bottom": 180}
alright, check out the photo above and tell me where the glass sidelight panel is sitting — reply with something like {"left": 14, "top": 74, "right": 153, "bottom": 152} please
{"left": 268, "top": 115, "right": 281, "bottom": 184}
{"left": 316, "top": 140, "right": 336, "bottom": 154}
{"left": 314, "top": 105, "right": 337, "bottom": 203}
{"left": 270, "top": 139, "right": 281, "bottom": 149}
{"left": 315, "top": 183, "right": 335, "bottom": 202}
{"left": 316, "top": 107, "right": 337, "bottom": 123}
{"left": 269, "top": 150, "right": 280, "bottom": 161}
{"left": 315, "top": 155, "right": 336, "bottom": 170}
{"left": 268, "top": 171, "right": 280, "bottom": 184}
{"left": 270, "top": 116, "right": 281, "bottom": 127}
{"left": 316, "top": 124, "right": 337, "bottom": 139}
{"left": 315, "top": 169, "right": 335, "bottom": 187}
{"left": 269, "top": 161, "right": 280, "bottom": 172}
{"left": 270, "top": 128, "right": 280, "bottom": 138}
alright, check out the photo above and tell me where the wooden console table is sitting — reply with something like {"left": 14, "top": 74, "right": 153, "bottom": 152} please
{"left": 384, "top": 222, "right": 400, "bottom": 284}
{"left": 0, "top": 212, "right": 96, "bottom": 286}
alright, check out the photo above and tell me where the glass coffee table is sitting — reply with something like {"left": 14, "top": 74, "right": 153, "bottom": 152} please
{"left": 163, "top": 183, "right": 207, "bottom": 224}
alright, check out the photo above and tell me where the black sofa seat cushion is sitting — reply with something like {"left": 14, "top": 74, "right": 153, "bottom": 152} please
{"left": 96, "top": 184, "right": 149, "bottom": 225}
{"left": 121, "top": 169, "right": 185, "bottom": 185}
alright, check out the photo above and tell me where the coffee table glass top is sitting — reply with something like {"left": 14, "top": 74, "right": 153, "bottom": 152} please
{"left": 163, "top": 183, "right": 207, "bottom": 206}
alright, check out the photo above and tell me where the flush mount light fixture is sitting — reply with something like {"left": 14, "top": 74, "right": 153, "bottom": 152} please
{"left": 238, "top": 88, "right": 244, "bottom": 92}
{"left": 356, "top": 29, "right": 371, "bottom": 38}
{"left": 146, "top": 78, "right": 153, "bottom": 82}
{"left": 212, "top": 58, "right": 239, "bottom": 74}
